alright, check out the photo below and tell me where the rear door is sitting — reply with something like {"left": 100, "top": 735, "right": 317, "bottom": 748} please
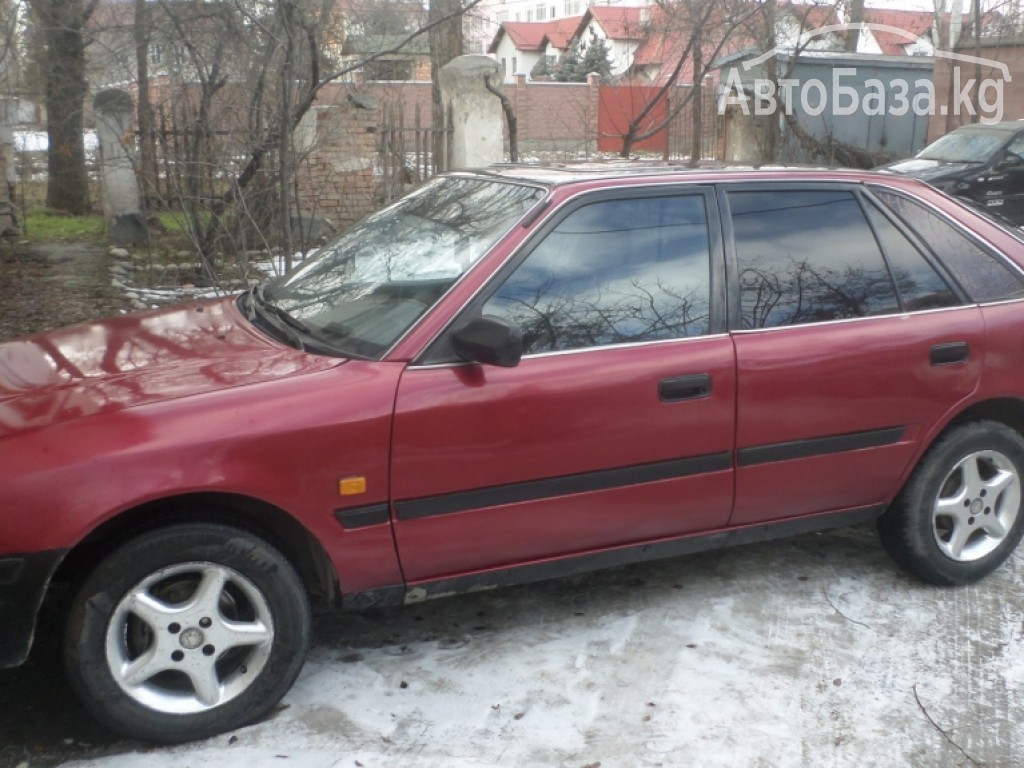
{"left": 724, "top": 185, "right": 985, "bottom": 526}
{"left": 390, "top": 187, "right": 737, "bottom": 582}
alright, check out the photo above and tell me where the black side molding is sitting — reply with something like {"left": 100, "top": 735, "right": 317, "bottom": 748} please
{"left": 335, "top": 504, "right": 391, "bottom": 530}
{"left": 738, "top": 426, "right": 905, "bottom": 467}
{"left": 930, "top": 342, "right": 969, "bottom": 366}
{"left": 395, "top": 452, "right": 733, "bottom": 521}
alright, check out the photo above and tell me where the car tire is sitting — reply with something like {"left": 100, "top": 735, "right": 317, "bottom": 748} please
{"left": 879, "top": 420, "right": 1024, "bottom": 586}
{"left": 64, "top": 523, "right": 311, "bottom": 743}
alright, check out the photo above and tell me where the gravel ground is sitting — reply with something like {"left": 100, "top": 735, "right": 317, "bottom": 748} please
{"left": 0, "top": 242, "right": 129, "bottom": 342}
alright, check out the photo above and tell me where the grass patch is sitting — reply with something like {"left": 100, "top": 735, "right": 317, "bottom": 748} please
{"left": 23, "top": 210, "right": 105, "bottom": 242}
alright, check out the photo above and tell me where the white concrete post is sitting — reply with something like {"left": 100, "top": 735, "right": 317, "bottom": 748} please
{"left": 94, "top": 88, "right": 147, "bottom": 246}
{"left": 439, "top": 55, "right": 505, "bottom": 170}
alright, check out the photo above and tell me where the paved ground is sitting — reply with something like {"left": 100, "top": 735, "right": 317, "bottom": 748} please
{"left": 0, "top": 242, "right": 128, "bottom": 342}
{"left": 3, "top": 526, "right": 1024, "bottom": 768}
{"left": 2, "top": 243, "right": 1024, "bottom": 767}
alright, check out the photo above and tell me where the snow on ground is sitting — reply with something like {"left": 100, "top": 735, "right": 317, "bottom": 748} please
{"left": 13, "top": 131, "right": 98, "bottom": 153}
{"left": 62, "top": 525, "right": 1024, "bottom": 768}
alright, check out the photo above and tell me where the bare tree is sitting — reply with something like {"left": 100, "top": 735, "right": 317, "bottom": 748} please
{"left": 134, "top": 0, "right": 157, "bottom": 208}
{"left": 844, "top": 0, "right": 865, "bottom": 51}
{"left": 27, "top": 0, "right": 98, "bottom": 214}
{"left": 614, "top": 0, "right": 763, "bottom": 159}
{"left": 428, "top": 0, "right": 463, "bottom": 171}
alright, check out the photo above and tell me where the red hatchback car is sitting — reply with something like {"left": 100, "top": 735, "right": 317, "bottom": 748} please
{"left": 4, "top": 165, "right": 1024, "bottom": 742}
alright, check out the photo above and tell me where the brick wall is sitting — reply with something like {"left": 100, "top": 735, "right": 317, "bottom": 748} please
{"left": 316, "top": 77, "right": 601, "bottom": 157}
{"left": 509, "top": 75, "right": 601, "bottom": 154}
{"left": 929, "top": 40, "right": 1024, "bottom": 142}
{"left": 295, "top": 102, "right": 380, "bottom": 231}
{"left": 296, "top": 76, "right": 603, "bottom": 230}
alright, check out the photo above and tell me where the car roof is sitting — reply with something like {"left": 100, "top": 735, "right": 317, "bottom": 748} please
{"left": 946, "top": 121, "right": 1024, "bottom": 135}
{"left": 453, "top": 162, "right": 906, "bottom": 189}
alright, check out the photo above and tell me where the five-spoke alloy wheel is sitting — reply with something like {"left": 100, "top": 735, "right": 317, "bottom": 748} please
{"left": 880, "top": 420, "right": 1024, "bottom": 585}
{"left": 65, "top": 524, "right": 310, "bottom": 743}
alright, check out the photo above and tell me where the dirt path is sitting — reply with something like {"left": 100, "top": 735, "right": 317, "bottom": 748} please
{"left": 0, "top": 242, "right": 129, "bottom": 342}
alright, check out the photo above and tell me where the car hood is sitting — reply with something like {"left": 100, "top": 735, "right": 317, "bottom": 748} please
{"left": 874, "top": 158, "right": 977, "bottom": 182}
{"left": 0, "top": 296, "right": 343, "bottom": 439}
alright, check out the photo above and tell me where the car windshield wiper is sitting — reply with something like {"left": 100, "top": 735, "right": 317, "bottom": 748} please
{"left": 253, "top": 285, "right": 313, "bottom": 334}
{"left": 246, "top": 284, "right": 308, "bottom": 351}
{"left": 245, "top": 285, "right": 363, "bottom": 358}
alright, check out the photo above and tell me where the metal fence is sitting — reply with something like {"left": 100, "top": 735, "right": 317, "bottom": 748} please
{"left": 378, "top": 101, "right": 453, "bottom": 204}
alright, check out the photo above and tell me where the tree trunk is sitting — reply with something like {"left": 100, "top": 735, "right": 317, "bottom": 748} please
{"left": 845, "top": 0, "right": 865, "bottom": 52}
{"left": 429, "top": 0, "right": 462, "bottom": 172}
{"left": 689, "top": 29, "right": 703, "bottom": 167}
{"left": 37, "top": 1, "right": 92, "bottom": 214}
{"left": 135, "top": 0, "right": 157, "bottom": 207}
{"left": 761, "top": 0, "right": 781, "bottom": 163}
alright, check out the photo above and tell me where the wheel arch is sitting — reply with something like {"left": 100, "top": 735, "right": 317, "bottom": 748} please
{"left": 892, "top": 397, "right": 1024, "bottom": 501}
{"left": 51, "top": 492, "right": 338, "bottom": 609}
{"left": 938, "top": 397, "right": 1024, "bottom": 442}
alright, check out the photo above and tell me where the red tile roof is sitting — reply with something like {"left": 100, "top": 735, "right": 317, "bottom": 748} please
{"left": 489, "top": 17, "right": 585, "bottom": 54}
{"left": 543, "top": 15, "right": 584, "bottom": 49}
{"left": 583, "top": 6, "right": 647, "bottom": 41}
{"left": 863, "top": 8, "right": 935, "bottom": 55}
{"left": 491, "top": 21, "right": 550, "bottom": 52}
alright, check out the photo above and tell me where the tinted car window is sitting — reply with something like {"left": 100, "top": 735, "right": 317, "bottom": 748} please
{"left": 729, "top": 190, "right": 899, "bottom": 329}
{"left": 917, "top": 130, "right": 1005, "bottom": 163}
{"left": 874, "top": 190, "right": 1024, "bottom": 302}
{"left": 862, "top": 199, "right": 961, "bottom": 311}
{"left": 1006, "top": 133, "right": 1024, "bottom": 157}
{"left": 484, "top": 195, "right": 711, "bottom": 354}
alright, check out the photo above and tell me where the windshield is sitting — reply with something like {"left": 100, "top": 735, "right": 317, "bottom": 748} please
{"left": 257, "top": 176, "right": 545, "bottom": 358}
{"left": 917, "top": 131, "right": 1006, "bottom": 163}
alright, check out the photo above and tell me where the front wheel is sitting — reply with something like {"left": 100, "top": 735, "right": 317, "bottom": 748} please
{"left": 879, "top": 420, "right": 1024, "bottom": 585}
{"left": 65, "top": 524, "right": 311, "bottom": 743}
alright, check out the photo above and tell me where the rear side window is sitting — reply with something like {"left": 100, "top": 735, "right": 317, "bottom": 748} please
{"left": 728, "top": 190, "right": 899, "bottom": 329}
{"left": 862, "top": 199, "right": 960, "bottom": 311}
{"left": 874, "top": 190, "right": 1024, "bottom": 302}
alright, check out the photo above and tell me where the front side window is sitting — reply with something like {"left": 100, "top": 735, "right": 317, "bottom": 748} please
{"left": 874, "top": 189, "right": 1024, "bottom": 302}
{"left": 1005, "top": 133, "right": 1024, "bottom": 159}
{"left": 483, "top": 195, "right": 712, "bottom": 354}
{"left": 264, "top": 177, "right": 544, "bottom": 358}
{"left": 730, "top": 190, "right": 900, "bottom": 329}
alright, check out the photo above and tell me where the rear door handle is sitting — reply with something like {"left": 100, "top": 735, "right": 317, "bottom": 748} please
{"left": 659, "top": 374, "right": 712, "bottom": 402}
{"left": 930, "top": 342, "right": 969, "bottom": 366}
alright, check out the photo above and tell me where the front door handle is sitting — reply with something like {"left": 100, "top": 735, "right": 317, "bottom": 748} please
{"left": 930, "top": 342, "right": 969, "bottom": 366}
{"left": 659, "top": 374, "right": 712, "bottom": 402}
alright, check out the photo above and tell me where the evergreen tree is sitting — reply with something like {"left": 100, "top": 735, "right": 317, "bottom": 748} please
{"left": 530, "top": 55, "right": 553, "bottom": 80}
{"left": 551, "top": 38, "right": 581, "bottom": 81}
{"left": 579, "top": 37, "right": 612, "bottom": 81}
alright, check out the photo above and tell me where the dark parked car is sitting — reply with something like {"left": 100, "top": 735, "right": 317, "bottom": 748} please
{"left": 876, "top": 121, "right": 1024, "bottom": 223}
{"left": 5, "top": 165, "right": 1024, "bottom": 743}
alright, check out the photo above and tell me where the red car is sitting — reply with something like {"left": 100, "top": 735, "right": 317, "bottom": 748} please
{"left": 4, "top": 165, "right": 1024, "bottom": 743}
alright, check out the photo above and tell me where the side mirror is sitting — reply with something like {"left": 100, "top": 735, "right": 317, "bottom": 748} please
{"left": 450, "top": 315, "right": 523, "bottom": 368}
{"left": 995, "top": 154, "right": 1024, "bottom": 172}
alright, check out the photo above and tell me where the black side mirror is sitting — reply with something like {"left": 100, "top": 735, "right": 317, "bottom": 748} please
{"left": 450, "top": 315, "right": 523, "bottom": 368}
{"left": 995, "top": 154, "right": 1024, "bottom": 172}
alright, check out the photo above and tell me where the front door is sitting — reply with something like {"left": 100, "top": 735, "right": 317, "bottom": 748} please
{"left": 390, "top": 189, "right": 737, "bottom": 582}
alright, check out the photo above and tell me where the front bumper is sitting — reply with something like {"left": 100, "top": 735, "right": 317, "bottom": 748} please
{"left": 0, "top": 550, "right": 65, "bottom": 667}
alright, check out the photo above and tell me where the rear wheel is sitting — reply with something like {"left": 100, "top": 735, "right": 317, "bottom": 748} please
{"left": 64, "top": 524, "right": 310, "bottom": 743}
{"left": 879, "top": 421, "right": 1024, "bottom": 585}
